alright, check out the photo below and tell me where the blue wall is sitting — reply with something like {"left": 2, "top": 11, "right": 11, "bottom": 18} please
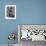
{"left": 17, "top": 0, "right": 46, "bottom": 24}
{"left": 0, "top": 0, "right": 46, "bottom": 44}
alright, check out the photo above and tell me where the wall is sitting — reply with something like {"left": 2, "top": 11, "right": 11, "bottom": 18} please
{"left": 16, "top": 0, "right": 46, "bottom": 24}
{"left": 0, "top": 0, "right": 17, "bottom": 44}
{"left": 0, "top": 0, "right": 46, "bottom": 44}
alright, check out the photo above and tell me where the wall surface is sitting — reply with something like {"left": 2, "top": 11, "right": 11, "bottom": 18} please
{"left": 0, "top": 0, "right": 17, "bottom": 44}
{"left": 0, "top": 0, "right": 46, "bottom": 45}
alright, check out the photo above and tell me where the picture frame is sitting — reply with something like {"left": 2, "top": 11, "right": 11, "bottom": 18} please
{"left": 5, "top": 5, "right": 16, "bottom": 19}
{"left": 18, "top": 24, "right": 46, "bottom": 42}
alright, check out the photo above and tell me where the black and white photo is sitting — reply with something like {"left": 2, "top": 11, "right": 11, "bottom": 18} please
{"left": 5, "top": 5, "right": 16, "bottom": 19}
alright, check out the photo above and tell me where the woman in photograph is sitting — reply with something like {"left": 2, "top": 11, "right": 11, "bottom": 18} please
{"left": 7, "top": 7, "right": 15, "bottom": 18}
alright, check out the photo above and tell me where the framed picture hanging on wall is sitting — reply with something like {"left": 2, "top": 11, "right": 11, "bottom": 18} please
{"left": 5, "top": 5, "right": 16, "bottom": 19}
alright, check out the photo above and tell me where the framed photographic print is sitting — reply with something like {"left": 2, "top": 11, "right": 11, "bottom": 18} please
{"left": 5, "top": 5, "right": 16, "bottom": 19}
{"left": 18, "top": 24, "right": 46, "bottom": 42}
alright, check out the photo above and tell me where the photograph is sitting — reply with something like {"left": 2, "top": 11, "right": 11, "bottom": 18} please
{"left": 5, "top": 5, "right": 16, "bottom": 19}
{"left": 18, "top": 24, "right": 46, "bottom": 46}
